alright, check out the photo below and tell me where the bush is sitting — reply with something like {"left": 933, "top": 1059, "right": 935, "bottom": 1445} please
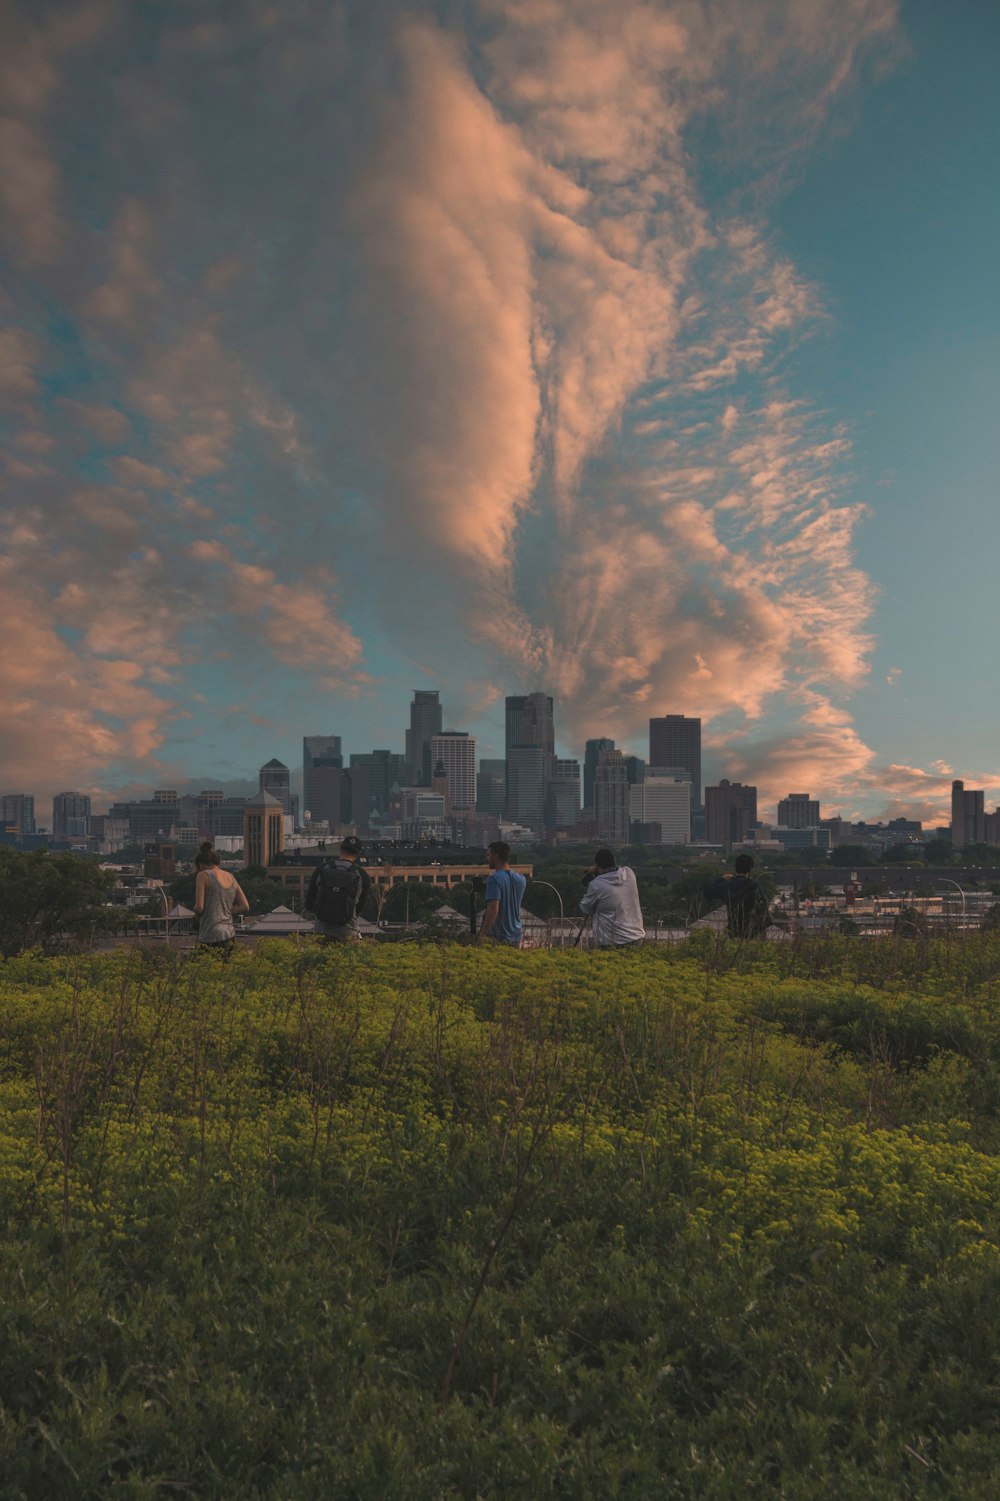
{"left": 3, "top": 941, "right": 1000, "bottom": 1495}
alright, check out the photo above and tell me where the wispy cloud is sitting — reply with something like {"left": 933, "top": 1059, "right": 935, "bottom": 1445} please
{"left": 8, "top": 0, "right": 963, "bottom": 817}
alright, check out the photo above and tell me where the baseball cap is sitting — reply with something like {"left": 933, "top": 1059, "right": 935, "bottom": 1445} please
{"left": 340, "top": 835, "right": 363, "bottom": 855}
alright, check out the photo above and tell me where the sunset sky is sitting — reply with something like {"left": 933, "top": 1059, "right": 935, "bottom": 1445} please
{"left": 2, "top": 0, "right": 998, "bottom": 825}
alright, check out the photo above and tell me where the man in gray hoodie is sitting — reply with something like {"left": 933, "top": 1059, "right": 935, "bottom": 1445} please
{"left": 579, "top": 848, "right": 646, "bottom": 948}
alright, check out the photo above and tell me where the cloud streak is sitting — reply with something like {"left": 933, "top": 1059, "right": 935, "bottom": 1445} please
{"left": 9, "top": 0, "right": 984, "bottom": 825}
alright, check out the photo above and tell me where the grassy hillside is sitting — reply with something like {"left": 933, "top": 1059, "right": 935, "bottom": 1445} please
{"left": 2, "top": 938, "right": 1000, "bottom": 1497}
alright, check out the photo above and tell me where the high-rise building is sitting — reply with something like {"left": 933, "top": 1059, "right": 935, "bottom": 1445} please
{"left": 649, "top": 716, "right": 701, "bottom": 809}
{"left": 108, "top": 793, "right": 180, "bottom": 841}
{"left": 244, "top": 790, "right": 284, "bottom": 867}
{"left": 405, "top": 690, "right": 443, "bottom": 786}
{"left": 476, "top": 759, "right": 506, "bottom": 816}
{"left": 776, "top": 793, "right": 821, "bottom": 828}
{"left": 506, "top": 746, "right": 548, "bottom": 834}
{"left": 303, "top": 736, "right": 343, "bottom": 826}
{"left": 259, "top": 758, "right": 292, "bottom": 816}
{"left": 629, "top": 771, "right": 691, "bottom": 845}
{"left": 505, "top": 692, "right": 555, "bottom": 828}
{"left": 594, "top": 748, "right": 630, "bottom": 846}
{"left": 952, "top": 780, "right": 985, "bottom": 848}
{"left": 430, "top": 732, "right": 476, "bottom": 810}
{"left": 506, "top": 693, "right": 555, "bottom": 757}
{"left": 349, "top": 751, "right": 407, "bottom": 829}
{"left": 0, "top": 794, "right": 36, "bottom": 836}
{"left": 52, "top": 792, "right": 91, "bottom": 840}
{"left": 583, "top": 738, "right": 615, "bottom": 811}
{"left": 545, "top": 758, "right": 581, "bottom": 830}
{"left": 705, "top": 780, "right": 758, "bottom": 850}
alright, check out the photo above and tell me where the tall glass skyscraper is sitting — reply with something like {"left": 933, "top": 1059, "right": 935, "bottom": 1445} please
{"left": 405, "top": 690, "right": 443, "bottom": 786}
{"left": 649, "top": 716, "right": 701, "bottom": 809}
{"left": 505, "top": 693, "right": 555, "bottom": 830}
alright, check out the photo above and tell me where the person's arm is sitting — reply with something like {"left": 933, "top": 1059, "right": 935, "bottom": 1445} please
{"left": 232, "top": 880, "right": 250, "bottom": 915}
{"left": 477, "top": 899, "right": 500, "bottom": 943}
{"left": 304, "top": 868, "right": 320, "bottom": 914}
{"left": 193, "top": 869, "right": 207, "bottom": 917}
{"left": 579, "top": 881, "right": 601, "bottom": 915}
{"left": 704, "top": 876, "right": 732, "bottom": 901}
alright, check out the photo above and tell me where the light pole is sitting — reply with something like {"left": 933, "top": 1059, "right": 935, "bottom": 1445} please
{"left": 156, "top": 884, "right": 170, "bottom": 943}
{"left": 937, "top": 878, "right": 966, "bottom": 925}
{"left": 529, "top": 880, "right": 565, "bottom": 947}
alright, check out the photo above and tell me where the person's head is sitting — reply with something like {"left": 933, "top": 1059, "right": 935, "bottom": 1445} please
{"left": 340, "top": 835, "right": 362, "bottom": 861}
{"left": 195, "top": 841, "right": 221, "bottom": 869}
{"left": 734, "top": 853, "right": 755, "bottom": 875}
{"left": 487, "top": 840, "right": 511, "bottom": 869}
{"left": 594, "top": 848, "right": 617, "bottom": 872}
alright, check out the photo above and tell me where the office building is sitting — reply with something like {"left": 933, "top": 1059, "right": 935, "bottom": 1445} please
{"left": 952, "top": 780, "right": 985, "bottom": 848}
{"left": 649, "top": 716, "right": 701, "bottom": 809}
{"left": 108, "top": 793, "right": 180, "bottom": 842}
{"left": 405, "top": 690, "right": 443, "bottom": 786}
{"left": 594, "top": 748, "right": 630, "bottom": 846}
{"left": 349, "top": 751, "right": 407, "bottom": 829}
{"left": 259, "top": 758, "right": 293, "bottom": 816}
{"left": 430, "top": 732, "right": 476, "bottom": 810}
{"left": 476, "top": 759, "right": 506, "bottom": 817}
{"left": 1, "top": 794, "right": 36, "bottom": 835}
{"left": 583, "top": 738, "right": 614, "bottom": 811}
{"left": 545, "top": 758, "right": 581, "bottom": 830}
{"left": 629, "top": 770, "right": 691, "bottom": 845}
{"left": 506, "top": 746, "right": 548, "bottom": 834}
{"left": 705, "top": 780, "right": 758, "bottom": 850}
{"left": 243, "top": 791, "right": 284, "bottom": 867}
{"left": 624, "top": 756, "right": 645, "bottom": 786}
{"left": 303, "top": 736, "right": 343, "bottom": 826}
{"left": 505, "top": 692, "right": 555, "bottom": 828}
{"left": 777, "top": 793, "right": 820, "bottom": 828}
{"left": 506, "top": 693, "right": 555, "bottom": 757}
{"left": 52, "top": 792, "right": 91, "bottom": 840}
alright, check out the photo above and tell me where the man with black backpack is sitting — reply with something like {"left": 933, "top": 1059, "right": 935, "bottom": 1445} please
{"left": 704, "top": 853, "right": 772, "bottom": 939}
{"left": 305, "top": 835, "right": 373, "bottom": 942}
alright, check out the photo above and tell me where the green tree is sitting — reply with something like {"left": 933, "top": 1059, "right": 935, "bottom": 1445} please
{"left": 666, "top": 863, "right": 724, "bottom": 924}
{"left": 959, "top": 843, "right": 1000, "bottom": 867}
{"left": 0, "top": 848, "right": 117, "bottom": 956}
{"left": 922, "top": 839, "right": 955, "bottom": 866}
{"left": 380, "top": 881, "right": 445, "bottom": 923}
{"left": 880, "top": 843, "right": 924, "bottom": 865}
{"left": 829, "top": 845, "right": 875, "bottom": 868}
{"left": 236, "top": 866, "right": 292, "bottom": 916}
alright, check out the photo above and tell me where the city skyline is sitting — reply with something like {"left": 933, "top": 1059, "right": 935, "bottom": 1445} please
{"left": 2, "top": 1, "right": 998, "bottom": 824}
{"left": 6, "top": 683, "right": 1000, "bottom": 833}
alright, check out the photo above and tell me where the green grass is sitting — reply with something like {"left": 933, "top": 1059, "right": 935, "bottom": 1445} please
{"left": 2, "top": 938, "right": 1000, "bottom": 1497}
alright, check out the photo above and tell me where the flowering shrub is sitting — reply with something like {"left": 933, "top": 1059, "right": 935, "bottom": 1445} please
{"left": 2, "top": 938, "right": 1000, "bottom": 1495}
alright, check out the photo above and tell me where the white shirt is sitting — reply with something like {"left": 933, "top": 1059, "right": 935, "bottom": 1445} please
{"left": 579, "top": 866, "right": 646, "bottom": 946}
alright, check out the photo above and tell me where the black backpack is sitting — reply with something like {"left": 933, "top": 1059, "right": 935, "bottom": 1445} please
{"left": 313, "top": 861, "right": 362, "bottom": 926}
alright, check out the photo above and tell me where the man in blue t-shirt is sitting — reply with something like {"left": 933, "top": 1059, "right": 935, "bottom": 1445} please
{"left": 476, "top": 840, "right": 526, "bottom": 947}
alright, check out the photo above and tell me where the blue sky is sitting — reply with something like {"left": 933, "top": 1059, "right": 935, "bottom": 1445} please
{"left": 1, "top": 0, "right": 997, "bottom": 825}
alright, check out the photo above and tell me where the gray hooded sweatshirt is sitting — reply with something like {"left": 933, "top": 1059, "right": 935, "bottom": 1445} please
{"left": 579, "top": 866, "right": 645, "bottom": 947}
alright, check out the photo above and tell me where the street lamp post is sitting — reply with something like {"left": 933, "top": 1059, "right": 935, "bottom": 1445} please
{"left": 937, "top": 878, "right": 966, "bottom": 926}
{"left": 157, "top": 884, "right": 171, "bottom": 944}
{"left": 528, "top": 880, "right": 565, "bottom": 947}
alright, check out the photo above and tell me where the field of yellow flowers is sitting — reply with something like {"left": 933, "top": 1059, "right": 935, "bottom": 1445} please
{"left": 2, "top": 936, "right": 1000, "bottom": 1497}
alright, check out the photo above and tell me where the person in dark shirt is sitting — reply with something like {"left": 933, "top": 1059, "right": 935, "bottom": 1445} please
{"left": 305, "top": 835, "right": 374, "bottom": 941}
{"left": 704, "top": 853, "right": 771, "bottom": 938}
